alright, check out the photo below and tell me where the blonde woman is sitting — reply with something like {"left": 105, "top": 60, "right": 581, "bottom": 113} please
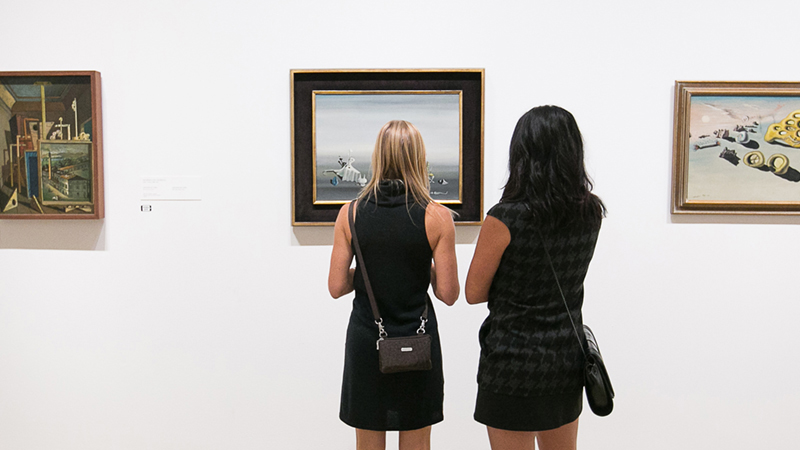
{"left": 328, "top": 120, "right": 459, "bottom": 450}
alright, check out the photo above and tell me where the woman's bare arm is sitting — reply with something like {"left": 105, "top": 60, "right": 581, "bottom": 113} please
{"left": 426, "top": 203, "right": 459, "bottom": 305}
{"left": 465, "top": 215, "right": 510, "bottom": 304}
{"left": 328, "top": 202, "right": 356, "bottom": 298}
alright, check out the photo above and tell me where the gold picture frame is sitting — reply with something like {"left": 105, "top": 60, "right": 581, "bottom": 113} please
{"left": 673, "top": 81, "right": 800, "bottom": 215}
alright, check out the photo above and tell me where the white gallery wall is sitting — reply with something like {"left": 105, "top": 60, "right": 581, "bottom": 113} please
{"left": 1, "top": 0, "right": 798, "bottom": 448}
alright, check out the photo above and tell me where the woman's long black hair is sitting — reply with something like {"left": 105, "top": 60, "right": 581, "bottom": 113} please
{"left": 501, "top": 105, "right": 606, "bottom": 227}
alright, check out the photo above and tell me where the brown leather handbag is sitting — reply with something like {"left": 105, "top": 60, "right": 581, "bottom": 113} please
{"left": 349, "top": 202, "right": 433, "bottom": 374}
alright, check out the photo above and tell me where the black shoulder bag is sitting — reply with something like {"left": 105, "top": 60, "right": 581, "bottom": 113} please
{"left": 348, "top": 202, "right": 433, "bottom": 374}
{"left": 539, "top": 231, "right": 615, "bottom": 416}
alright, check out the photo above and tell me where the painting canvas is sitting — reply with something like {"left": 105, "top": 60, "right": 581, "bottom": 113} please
{"left": 292, "top": 69, "right": 483, "bottom": 225}
{"left": 314, "top": 92, "right": 461, "bottom": 204}
{"left": 673, "top": 81, "right": 800, "bottom": 214}
{"left": 39, "top": 141, "right": 94, "bottom": 205}
{"left": 0, "top": 71, "right": 103, "bottom": 219}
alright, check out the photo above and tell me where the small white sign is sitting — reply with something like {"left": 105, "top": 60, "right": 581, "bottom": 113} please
{"left": 141, "top": 177, "right": 202, "bottom": 200}
{"left": 401, "top": 347, "right": 413, "bottom": 352}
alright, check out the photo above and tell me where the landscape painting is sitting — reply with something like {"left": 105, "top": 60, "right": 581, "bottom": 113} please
{"left": 673, "top": 81, "right": 800, "bottom": 214}
{"left": 314, "top": 91, "right": 461, "bottom": 204}
{"left": 39, "top": 141, "right": 93, "bottom": 205}
{"left": 0, "top": 71, "right": 103, "bottom": 219}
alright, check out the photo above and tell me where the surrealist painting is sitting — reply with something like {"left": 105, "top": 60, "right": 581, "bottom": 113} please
{"left": 0, "top": 71, "right": 103, "bottom": 219}
{"left": 292, "top": 69, "right": 484, "bottom": 225}
{"left": 314, "top": 92, "right": 461, "bottom": 204}
{"left": 673, "top": 81, "right": 800, "bottom": 214}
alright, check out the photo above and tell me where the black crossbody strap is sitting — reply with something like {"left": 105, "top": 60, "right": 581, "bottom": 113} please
{"left": 347, "top": 201, "right": 428, "bottom": 338}
{"left": 538, "top": 230, "right": 586, "bottom": 358}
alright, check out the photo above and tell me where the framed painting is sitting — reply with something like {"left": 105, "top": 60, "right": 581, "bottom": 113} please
{"left": 673, "top": 81, "right": 800, "bottom": 215}
{"left": 291, "top": 69, "right": 484, "bottom": 225}
{"left": 0, "top": 71, "right": 103, "bottom": 219}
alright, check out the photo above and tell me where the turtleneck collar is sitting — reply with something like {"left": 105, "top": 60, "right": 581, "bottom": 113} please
{"left": 367, "top": 179, "right": 408, "bottom": 206}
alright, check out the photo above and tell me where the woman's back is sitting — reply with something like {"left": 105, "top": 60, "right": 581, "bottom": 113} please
{"left": 352, "top": 182, "right": 433, "bottom": 334}
{"left": 478, "top": 201, "right": 601, "bottom": 396}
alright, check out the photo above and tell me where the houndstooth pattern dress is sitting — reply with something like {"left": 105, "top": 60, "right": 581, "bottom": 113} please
{"left": 474, "top": 201, "right": 601, "bottom": 431}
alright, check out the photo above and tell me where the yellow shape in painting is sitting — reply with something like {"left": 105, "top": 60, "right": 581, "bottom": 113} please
{"left": 764, "top": 110, "right": 800, "bottom": 147}
{"left": 767, "top": 153, "right": 790, "bottom": 175}
{"left": 743, "top": 151, "right": 766, "bottom": 168}
{"left": 2, "top": 189, "right": 18, "bottom": 213}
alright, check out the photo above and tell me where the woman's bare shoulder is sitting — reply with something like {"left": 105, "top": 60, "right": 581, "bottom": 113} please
{"left": 425, "top": 202, "right": 455, "bottom": 225}
{"left": 335, "top": 200, "right": 357, "bottom": 236}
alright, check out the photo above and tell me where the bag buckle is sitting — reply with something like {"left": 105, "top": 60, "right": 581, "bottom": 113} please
{"left": 416, "top": 316, "right": 428, "bottom": 334}
{"left": 375, "top": 319, "right": 388, "bottom": 349}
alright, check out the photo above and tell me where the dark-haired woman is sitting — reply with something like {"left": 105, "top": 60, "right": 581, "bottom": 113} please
{"left": 465, "top": 106, "right": 605, "bottom": 450}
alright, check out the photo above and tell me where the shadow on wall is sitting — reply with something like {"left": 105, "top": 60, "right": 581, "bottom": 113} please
{"left": 0, "top": 220, "right": 105, "bottom": 250}
{"left": 292, "top": 224, "right": 481, "bottom": 246}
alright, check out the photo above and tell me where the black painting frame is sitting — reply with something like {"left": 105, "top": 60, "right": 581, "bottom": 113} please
{"left": 291, "top": 69, "right": 484, "bottom": 225}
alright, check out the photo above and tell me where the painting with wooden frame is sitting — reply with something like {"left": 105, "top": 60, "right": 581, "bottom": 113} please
{"left": 673, "top": 81, "right": 800, "bottom": 215}
{"left": 291, "top": 69, "right": 484, "bottom": 225}
{"left": 0, "top": 71, "right": 104, "bottom": 219}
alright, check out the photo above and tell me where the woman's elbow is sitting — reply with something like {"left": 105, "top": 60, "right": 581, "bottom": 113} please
{"left": 464, "top": 284, "right": 488, "bottom": 305}
{"left": 436, "top": 285, "right": 460, "bottom": 306}
{"left": 465, "top": 295, "right": 485, "bottom": 305}
{"left": 328, "top": 268, "right": 355, "bottom": 299}
{"left": 328, "top": 280, "right": 349, "bottom": 299}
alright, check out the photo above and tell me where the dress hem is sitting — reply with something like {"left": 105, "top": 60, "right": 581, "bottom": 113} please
{"left": 339, "top": 414, "right": 444, "bottom": 432}
{"left": 473, "top": 388, "right": 582, "bottom": 432}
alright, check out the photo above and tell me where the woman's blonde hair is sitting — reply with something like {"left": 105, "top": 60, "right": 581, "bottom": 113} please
{"left": 358, "top": 120, "right": 434, "bottom": 206}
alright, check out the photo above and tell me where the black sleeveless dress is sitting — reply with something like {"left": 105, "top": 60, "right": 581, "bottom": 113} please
{"left": 474, "top": 201, "right": 601, "bottom": 431}
{"left": 339, "top": 181, "right": 444, "bottom": 431}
